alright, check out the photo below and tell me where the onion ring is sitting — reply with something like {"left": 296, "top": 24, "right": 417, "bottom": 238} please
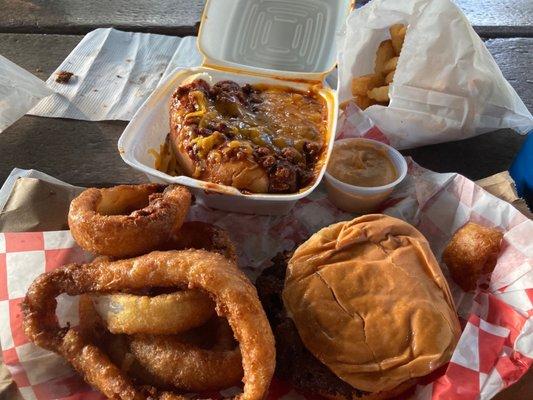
{"left": 89, "top": 290, "right": 215, "bottom": 335}
{"left": 79, "top": 294, "right": 176, "bottom": 387}
{"left": 87, "top": 221, "right": 235, "bottom": 335}
{"left": 129, "top": 334, "right": 243, "bottom": 392}
{"left": 165, "top": 221, "right": 237, "bottom": 263}
{"left": 23, "top": 249, "right": 275, "bottom": 400}
{"left": 68, "top": 184, "right": 191, "bottom": 258}
{"left": 80, "top": 295, "right": 242, "bottom": 391}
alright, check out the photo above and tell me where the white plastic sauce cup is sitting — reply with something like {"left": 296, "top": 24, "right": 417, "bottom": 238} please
{"left": 324, "top": 138, "right": 407, "bottom": 214}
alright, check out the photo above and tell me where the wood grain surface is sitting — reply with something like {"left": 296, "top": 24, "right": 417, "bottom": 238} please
{"left": 485, "top": 38, "right": 533, "bottom": 111}
{"left": 454, "top": 0, "right": 532, "bottom": 28}
{"left": 0, "top": 116, "right": 144, "bottom": 186}
{"left": 0, "top": 0, "right": 531, "bottom": 36}
{"left": 0, "top": 33, "right": 530, "bottom": 185}
{"left": 0, "top": 0, "right": 204, "bottom": 35}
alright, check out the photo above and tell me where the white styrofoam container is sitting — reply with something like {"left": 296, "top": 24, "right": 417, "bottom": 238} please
{"left": 118, "top": 0, "right": 350, "bottom": 215}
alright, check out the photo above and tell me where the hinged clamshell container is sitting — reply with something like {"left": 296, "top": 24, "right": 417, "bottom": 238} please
{"left": 118, "top": 0, "right": 351, "bottom": 215}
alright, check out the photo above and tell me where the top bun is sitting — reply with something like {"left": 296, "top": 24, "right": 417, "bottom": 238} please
{"left": 283, "top": 214, "right": 461, "bottom": 393}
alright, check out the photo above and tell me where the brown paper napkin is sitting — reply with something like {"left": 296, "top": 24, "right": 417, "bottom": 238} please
{"left": 475, "top": 172, "right": 532, "bottom": 219}
{"left": 0, "top": 177, "right": 83, "bottom": 232}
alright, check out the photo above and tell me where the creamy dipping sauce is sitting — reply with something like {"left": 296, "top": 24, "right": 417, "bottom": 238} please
{"left": 328, "top": 141, "right": 397, "bottom": 187}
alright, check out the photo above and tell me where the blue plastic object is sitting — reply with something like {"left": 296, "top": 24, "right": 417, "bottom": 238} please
{"left": 509, "top": 131, "right": 533, "bottom": 208}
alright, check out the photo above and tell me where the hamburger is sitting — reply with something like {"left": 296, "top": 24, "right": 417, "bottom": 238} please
{"left": 257, "top": 214, "right": 461, "bottom": 399}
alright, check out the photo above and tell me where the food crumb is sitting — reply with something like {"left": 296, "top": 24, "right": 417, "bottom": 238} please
{"left": 35, "top": 67, "right": 43, "bottom": 73}
{"left": 55, "top": 70, "right": 74, "bottom": 84}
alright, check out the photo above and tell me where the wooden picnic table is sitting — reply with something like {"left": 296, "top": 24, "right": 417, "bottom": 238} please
{"left": 0, "top": 0, "right": 531, "bottom": 398}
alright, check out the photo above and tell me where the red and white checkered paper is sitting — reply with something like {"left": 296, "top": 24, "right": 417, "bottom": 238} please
{"left": 1, "top": 160, "right": 532, "bottom": 400}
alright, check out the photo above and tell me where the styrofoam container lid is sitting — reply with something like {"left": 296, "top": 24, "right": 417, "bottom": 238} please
{"left": 198, "top": 0, "right": 351, "bottom": 80}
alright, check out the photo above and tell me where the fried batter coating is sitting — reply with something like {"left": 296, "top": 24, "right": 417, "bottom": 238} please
{"left": 443, "top": 222, "right": 503, "bottom": 291}
{"left": 89, "top": 290, "right": 215, "bottom": 335}
{"left": 68, "top": 184, "right": 191, "bottom": 258}
{"left": 129, "top": 334, "right": 243, "bottom": 392}
{"left": 80, "top": 295, "right": 243, "bottom": 392}
{"left": 165, "top": 221, "right": 237, "bottom": 263}
{"left": 79, "top": 294, "right": 165, "bottom": 387}
{"left": 23, "top": 250, "right": 275, "bottom": 400}
{"left": 86, "top": 221, "right": 236, "bottom": 336}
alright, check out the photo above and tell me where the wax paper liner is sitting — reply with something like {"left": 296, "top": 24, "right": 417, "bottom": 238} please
{"left": 29, "top": 28, "right": 201, "bottom": 121}
{"left": 337, "top": 0, "right": 533, "bottom": 149}
{"left": 0, "top": 160, "right": 531, "bottom": 399}
{"left": 0, "top": 55, "right": 53, "bottom": 133}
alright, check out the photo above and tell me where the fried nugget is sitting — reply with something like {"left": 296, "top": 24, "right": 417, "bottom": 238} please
{"left": 442, "top": 222, "right": 503, "bottom": 291}
{"left": 367, "top": 86, "right": 390, "bottom": 102}
{"left": 351, "top": 74, "right": 384, "bottom": 96}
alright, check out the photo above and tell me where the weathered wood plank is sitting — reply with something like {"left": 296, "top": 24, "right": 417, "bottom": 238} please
{"left": 0, "top": 116, "right": 143, "bottom": 186}
{"left": 357, "top": 0, "right": 533, "bottom": 31}
{"left": 0, "top": 33, "right": 81, "bottom": 80}
{"left": 485, "top": 38, "right": 533, "bottom": 112}
{"left": 454, "top": 0, "right": 533, "bottom": 28}
{"left": 0, "top": 34, "right": 530, "bottom": 185}
{"left": 402, "top": 129, "right": 526, "bottom": 180}
{"left": 0, "top": 0, "right": 531, "bottom": 36}
{"left": 0, "top": 0, "right": 204, "bottom": 35}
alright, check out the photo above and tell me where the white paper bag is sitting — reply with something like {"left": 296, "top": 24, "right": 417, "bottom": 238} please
{"left": 0, "top": 55, "right": 52, "bottom": 133}
{"left": 337, "top": 0, "right": 533, "bottom": 149}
